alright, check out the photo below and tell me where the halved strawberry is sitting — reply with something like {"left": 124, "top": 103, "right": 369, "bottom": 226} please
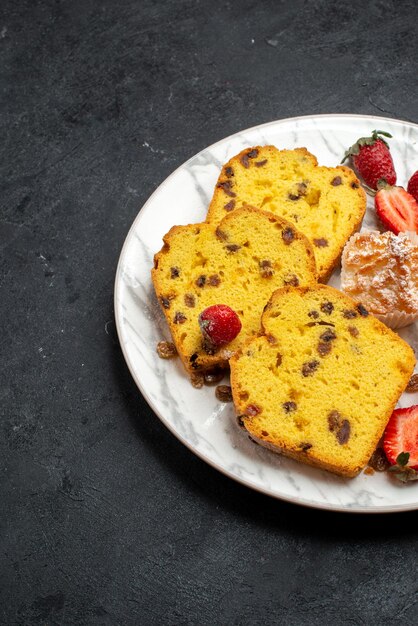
{"left": 407, "top": 170, "right": 418, "bottom": 203}
{"left": 375, "top": 184, "right": 418, "bottom": 234}
{"left": 383, "top": 405, "right": 418, "bottom": 470}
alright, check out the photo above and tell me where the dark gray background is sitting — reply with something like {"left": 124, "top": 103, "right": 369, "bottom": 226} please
{"left": 1, "top": 0, "right": 418, "bottom": 624}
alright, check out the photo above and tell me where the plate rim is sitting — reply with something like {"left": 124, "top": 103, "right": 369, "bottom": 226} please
{"left": 114, "top": 113, "right": 418, "bottom": 514}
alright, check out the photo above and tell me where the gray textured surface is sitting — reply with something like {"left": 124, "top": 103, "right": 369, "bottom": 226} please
{"left": 1, "top": 0, "right": 418, "bottom": 624}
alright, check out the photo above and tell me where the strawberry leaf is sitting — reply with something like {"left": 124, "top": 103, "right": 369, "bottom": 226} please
{"left": 341, "top": 129, "right": 392, "bottom": 163}
{"left": 372, "top": 130, "right": 393, "bottom": 138}
{"left": 388, "top": 452, "right": 418, "bottom": 483}
{"left": 371, "top": 130, "right": 392, "bottom": 148}
{"left": 396, "top": 451, "right": 410, "bottom": 467}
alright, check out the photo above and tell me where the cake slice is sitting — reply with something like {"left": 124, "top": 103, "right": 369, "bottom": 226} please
{"left": 152, "top": 207, "right": 317, "bottom": 379}
{"left": 206, "top": 145, "right": 366, "bottom": 281}
{"left": 230, "top": 284, "right": 415, "bottom": 477}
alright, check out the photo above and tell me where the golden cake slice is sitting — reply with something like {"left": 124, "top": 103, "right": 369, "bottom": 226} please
{"left": 230, "top": 284, "right": 415, "bottom": 477}
{"left": 206, "top": 145, "right": 366, "bottom": 281}
{"left": 152, "top": 207, "right": 317, "bottom": 379}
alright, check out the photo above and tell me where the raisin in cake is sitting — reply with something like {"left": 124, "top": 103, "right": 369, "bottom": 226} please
{"left": 152, "top": 207, "right": 317, "bottom": 380}
{"left": 206, "top": 146, "right": 366, "bottom": 282}
{"left": 230, "top": 284, "right": 415, "bottom": 477}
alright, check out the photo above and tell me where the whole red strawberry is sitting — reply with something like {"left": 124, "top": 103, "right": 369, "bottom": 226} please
{"left": 342, "top": 129, "right": 396, "bottom": 190}
{"left": 407, "top": 170, "right": 418, "bottom": 203}
{"left": 375, "top": 183, "right": 418, "bottom": 234}
{"left": 198, "top": 304, "right": 242, "bottom": 352}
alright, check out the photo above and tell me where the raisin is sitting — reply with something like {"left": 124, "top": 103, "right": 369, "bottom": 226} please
{"left": 356, "top": 304, "right": 369, "bottom": 317}
{"left": 191, "top": 372, "right": 204, "bottom": 388}
{"left": 224, "top": 200, "right": 235, "bottom": 211}
{"left": 204, "top": 368, "right": 224, "bottom": 385}
{"left": 215, "top": 385, "right": 233, "bottom": 402}
{"left": 208, "top": 274, "right": 221, "bottom": 286}
{"left": 255, "top": 159, "right": 268, "bottom": 167}
{"left": 308, "top": 310, "right": 319, "bottom": 319}
{"left": 217, "top": 181, "right": 236, "bottom": 197}
{"left": 157, "top": 341, "right": 178, "bottom": 359}
{"left": 287, "top": 182, "right": 307, "bottom": 200}
{"left": 320, "top": 301, "right": 334, "bottom": 315}
{"left": 245, "top": 404, "right": 261, "bottom": 416}
{"left": 240, "top": 154, "right": 250, "bottom": 168}
{"left": 283, "top": 401, "right": 297, "bottom": 413}
{"left": 343, "top": 309, "right": 357, "bottom": 319}
{"left": 302, "top": 360, "right": 320, "bottom": 377}
{"left": 337, "top": 420, "right": 350, "bottom": 444}
{"left": 161, "top": 296, "right": 174, "bottom": 309}
{"left": 283, "top": 274, "right": 299, "bottom": 287}
{"left": 320, "top": 329, "right": 336, "bottom": 342}
{"left": 226, "top": 244, "right": 241, "bottom": 253}
{"left": 300, "top": 442, "right": 312, "bottom": 452}
{"left": 260, "top": 260, "right": 274, "bottom": 278}
{"left": 331, "top": 176, "right": 342, "bottom": 186}
{"left": 328, "top": 410, "right": 350, "bottom": 444}
{"left": 170, "top": 266, "right": 180, "bottom": 278}
{"left": 261, "top": 430, "right": 269, "bottom": 437}
{"left": 406, "top": 374, "right": 418, "bottom": 393}
{"left": 276, "top": 353, "right": 282, "bottom": 367}
{"left": 184, "top": 294, "right": 195, "bottom": 307}
{"left": 328, "top": 410, "right": 341, "bottom": 432}
{"left": 215, "top": 227, "right": 228, "bottom": 241}
{"left": 348, "top": 326, "right": 359, "bottom": 338}
{"left": 237, "top": 415, "right": 245, "bottom": 428}
{"left": 351, "top": 181, "right": 359, "bottom": 189}
{"left": 173, "top": 312, "right": 187, "bottom": 324}
{"left": 368, "top": 447, "right": 391, "bottom": 472}
{"left": 313, "top": 238, "right": 328, "bottom": 248}
{"left": 195, "top": 275, "right": 206, "bottom": 287}
{"left": 189, "top": 352, "right": 198, "bottom": 363}
{"left": 266, "top": 334, "right": 277, "bottom": 344}
{"left": 247, "top": 149, "right": 259, "bottom": 158}
{"left": 225, "top": 166, "right": 234, "bottom": 177}
{"left": 282, "top": 227, "right": 295, "bottom": 244}
{"left": 317, "top": 342, "right": 332, "bottom": 356}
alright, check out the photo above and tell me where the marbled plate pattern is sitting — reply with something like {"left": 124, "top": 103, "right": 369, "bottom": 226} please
{"left": 115, "top": 114, "right": 418, "bottom": 513}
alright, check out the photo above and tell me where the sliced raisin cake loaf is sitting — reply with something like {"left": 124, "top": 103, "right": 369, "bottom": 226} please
{"left": 206, "top": 146, "right": 366, "bottom": 282}
{"left": 152, "top": 207, "right": 317, "bottom": 379}
{"left": 230, "top": 284, "right": 415, "bottom": 477}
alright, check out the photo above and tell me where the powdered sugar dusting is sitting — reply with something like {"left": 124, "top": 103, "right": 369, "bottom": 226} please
{"left": 341, "top": 230, "right": 418, "bottom": 317}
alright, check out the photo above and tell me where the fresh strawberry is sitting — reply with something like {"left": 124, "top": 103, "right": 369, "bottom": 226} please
{"left": 198, "top": 304, "right": 242, "bottom": 351}
{"left": 342, "top": 129, "right": 396, "bottom": 190}
{"left": 407, "top": 170, "right": 418, "bottom": 203}
{"left": 383, "top": 405, "right": 418, "bottom": 470}
{"left": 375, "top": 184, "right": 418, "bottom": 234}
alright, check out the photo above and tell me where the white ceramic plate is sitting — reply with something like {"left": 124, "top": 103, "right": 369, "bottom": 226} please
{"left": 115, "top": 114, "right": 418, "bottom": 513}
